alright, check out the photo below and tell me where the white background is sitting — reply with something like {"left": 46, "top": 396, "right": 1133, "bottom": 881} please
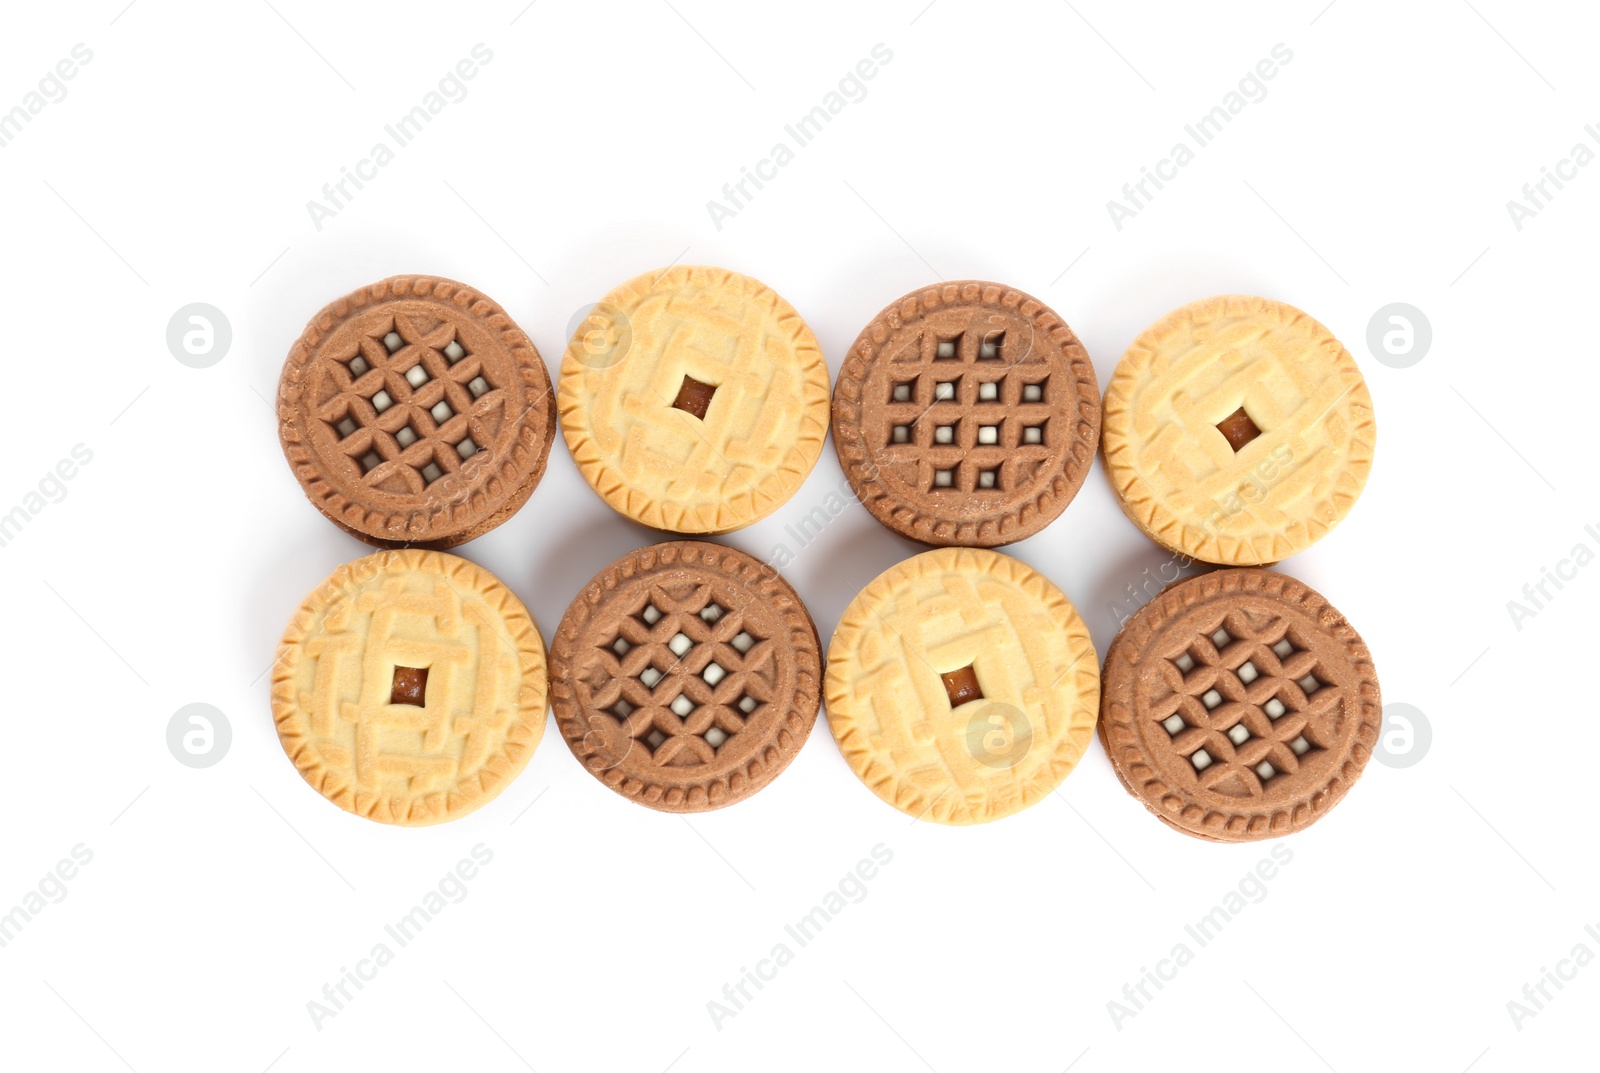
{"left": 2, "top": 1, "right": 1595, "bottom": 1070}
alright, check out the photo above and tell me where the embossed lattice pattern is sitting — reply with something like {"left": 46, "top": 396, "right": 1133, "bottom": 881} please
{"left": 278, "top": 276, "right": 556, "bottom": 548}
{"left": 594, "top": 585, "right": 770, "bottom": 765}
{"left": 1102, "top": 295, "right": 1375, "bottom": 565}
{"left": 558, "top": 266, "right": 830, "bottom": 533}
{"left": 324, "top": 317, "right": 495, "bottom": 489}
{"left": 832, "top": 281, "right": 1100, "bottom": 547}
{"left": 825, "top": 548, "right": 1100, "bottom": 825}
{"left": 272, "top": 550, "right": 547, "bottom": 826}
{"left": 1154, "top": 613, "right": 1328, "bottom": 792}
{"left": 550, "top": 542, "right": 821, "bottom": 813}
{"left": 1099, "top": 569, "right": 1380, "bottom": 842}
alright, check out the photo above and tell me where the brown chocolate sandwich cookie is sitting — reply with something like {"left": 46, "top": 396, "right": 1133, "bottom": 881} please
{"left": 1100, "top": 568, "right": 1380, "bottom": 842}
{"left": 550, "top": 541, "right": 821, "bottom": 812}
{"left": 832, "top": 281, "right": 1100, "bottom": 546}
{"left": 278, "top": 275, "right": 557, "bottom": 548}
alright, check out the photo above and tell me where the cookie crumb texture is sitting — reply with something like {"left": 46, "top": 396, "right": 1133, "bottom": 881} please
{"left": 272, "top": 550, "right": 548, "bottom": 826}
{"left": 1099, "top": 568, "right": 1381, "bottom": 842}
{"left": 832, "top": 280, "right": 1100, "bottom": 547}
{"left": 558, "top": 265, "right": 830, "bottom": 533}
{"left": 825, "top": 548, "right": 1099, "bottom": 825}
{"left": 1103, "top": 295, "right": 1375, "bottom": 565}
{"left": 277, "top": 275, "right": 556, "bottom": 549}
{"left": 550, "top": 541, "right": 821, "bottom": 812}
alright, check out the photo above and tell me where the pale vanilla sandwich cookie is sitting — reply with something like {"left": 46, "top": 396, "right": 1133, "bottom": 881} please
{"left": 825, "top": 547, "right": 1099, "bottom": 825}
{"left": 559, "top": 265, "right": 830, "bottom": 533}
{"left": 272, "top": 550, "right": 547, "bottom": 826}
{"left": 1102, "top": 295, "right": 1375, "bottom": 565}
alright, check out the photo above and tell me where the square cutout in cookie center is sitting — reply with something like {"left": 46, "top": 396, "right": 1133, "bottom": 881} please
{"left": 940, "top": 665, "right": 984, "bottom": 708}
{"left": 1215, "top": 406, "right": 1262, "bottom": 452}
{"left": 390, "top": 665, "right": 429, "bottom": 707}
{"left": 672, "top": 374, "right": 719, "bottom": 420}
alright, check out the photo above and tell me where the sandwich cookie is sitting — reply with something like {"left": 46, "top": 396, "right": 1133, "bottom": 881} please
{"left": 272, "top": 549, "right": 548, "bottom": 826}
{"left": 1099, "top": 567, "right": 1380, "bottom": 841}
{"left": 550, "top": 541, "right": 821, "bottom": 812}
{"left": 278, "top": 275, "right": 557, "bottom": 548}
{"left": 832, "top": 281, "right": 1100, "bottom": 546}
{"left": 1102, "top": 295, "right": 1375, "bottom": 565}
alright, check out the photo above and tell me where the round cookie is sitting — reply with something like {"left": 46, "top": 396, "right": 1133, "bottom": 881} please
{"left": 1099, "top": 568, "right": 1380, "bottom": 842}
{"left": 825, "top": 547, "right": 1099, "bottom": 825}
{"left": 278, "top": 275, "right": 557, "bottom": 549}
{"left": 1102, "top": 295, "right": 1375, "bottom": 565}
{"left": 832, "top": 281, "right": 1101, "bottom": 547}
{"left": 549, "top": 541, "right": 821, "bottom": 812}
{"left": 558, "top": 265, "right": 830, "bottom": 533}
{"left": 271, "top": 549, "right": 548, "bottom": 826}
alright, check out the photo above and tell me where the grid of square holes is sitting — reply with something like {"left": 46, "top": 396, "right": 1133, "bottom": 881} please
{"left": 597, "top": 587, "right": 772, "bottom": 765}
{"left": 882, "top": 327, "right": 1053, "bottom": 494}
{"left": 322, "top": 321, "right": 497, "bottom": 489}
{"left": 1152, "top": 614, "right": 1333, "bottom": 790}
